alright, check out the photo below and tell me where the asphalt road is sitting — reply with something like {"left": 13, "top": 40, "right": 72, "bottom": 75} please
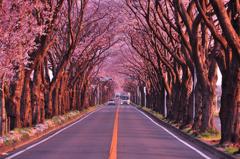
{"left": 3, "top": 105, "right": 218, "bottom": 159}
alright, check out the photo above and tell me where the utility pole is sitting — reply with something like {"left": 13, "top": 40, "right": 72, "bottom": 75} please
{"left": 164, "top": 89, "right": 167, "bottom": 118}
{"left": 97, "top": 85, "right": 100, "bottom": 105}
{"left": 138, "top": 86, "right": 141, "bottom": 106}
{"left": 193, "top": 66, "right": 197, "bottom": 119}
{"left": 144, "top": 86, "right": 146, "bottom": 107}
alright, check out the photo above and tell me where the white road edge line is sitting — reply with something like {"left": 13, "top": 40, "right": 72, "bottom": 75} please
{"left": 134, "top": 107, "right": 211, "bottom": 159}
{"left": 5, "top": 106, "right": 105, "bottom": 159}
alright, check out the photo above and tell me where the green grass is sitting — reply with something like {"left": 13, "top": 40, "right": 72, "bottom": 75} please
{"left": 3, "top": 137, "right": 15, "bottom": 146}
{"left": 182, "top": 127, "right": 194, "bottom": 135}
{"left": 52, "top": 116, "right": 62, "bottom": 125}
{"left": 141, "top": 106, "right": 165, "bottom": 120}
{"left": 197, "top": 129, "right": 221, "bottom": 141}
{"left": 224, "top": 146, "right": 239, "bottom": 155}
{"left": 213, "top": 111, "right": 219, "bottom": 117}
{"left": 14, "top": 127, "right": 30, "bottom": 133}
{"left": 21, "top": 133, "right": 30, "bottom": 140}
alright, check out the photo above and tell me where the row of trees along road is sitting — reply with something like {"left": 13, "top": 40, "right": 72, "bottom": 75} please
{"left": 122, "top": 0, "right": 239, "bottom": 145}
{"left": 0, "top": 0, "right": 119, "bottom": 136}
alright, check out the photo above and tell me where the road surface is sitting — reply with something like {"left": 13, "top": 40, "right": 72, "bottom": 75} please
{"left": 3, "top": 105, "right": 218, "bottom": 159}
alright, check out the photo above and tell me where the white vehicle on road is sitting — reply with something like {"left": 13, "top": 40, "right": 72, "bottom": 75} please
{"left": 120, "top": 95, "right": 130, "bottom": 105}
{"left": 108, "top": 99, "right": 116, "bottom": 106}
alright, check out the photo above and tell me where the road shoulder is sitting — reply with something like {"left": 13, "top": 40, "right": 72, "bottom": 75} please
{"left": 135, "top": 106, "right": 236, "bottom": 159}
{"left": 0, "top": 105, "right": 103, "bottom": 158}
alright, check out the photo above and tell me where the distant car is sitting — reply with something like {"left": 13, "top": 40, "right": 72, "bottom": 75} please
{"left": 108, "top": 100, "right": 115, "bottom": 106}
{"left": 120, "top": 95, "right": 130, "bottom": 105}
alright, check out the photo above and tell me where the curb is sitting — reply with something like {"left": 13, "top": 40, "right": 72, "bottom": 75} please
{"left": 137, "top": 106, "right": 236, "bottom": 159}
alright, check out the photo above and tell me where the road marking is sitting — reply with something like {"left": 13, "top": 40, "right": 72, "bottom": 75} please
{"left": 134, "top": 107, "right": 211, "bottom": 159}
{"left": 108, "top": 106, "right": 119, "bottom": 159}
{"left": 5, "top": 106, "right": 105, "bottom": 159}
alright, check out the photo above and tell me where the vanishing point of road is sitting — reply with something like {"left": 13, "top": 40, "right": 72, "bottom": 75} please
{"left": 3, "top": 105, "right": 219, "bottom": 159}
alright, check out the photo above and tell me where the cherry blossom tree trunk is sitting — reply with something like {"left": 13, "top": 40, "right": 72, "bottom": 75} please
{"left": 154, "top": 91, "right": 164, "bottom": 114}
{"left": 22, "top": 74, "right": 32, "bottom": 127}
{"left": 220, "top": 54, "right": 240, "bottom": 144}
{"left": 58, "top": 80, "right": 62, "bottom": 115}
{"left": 218, "top": 0, "right": 240, "bottom": 144}
{"left": 181, "top": 67, "right": 193, "bottom": 127}
{"left": 47, "top": 88, "right": 53, "bottom": 118}
{"left": 80, "top": 81, "right": 88, "bottom": 110}
{"left": 71, "top": 84, "right": 77, "bottom": 110}
{"left": 66, "top": 89, "right": 70, "bottom": 112}
{"left": 198, "top": 59, "right": 218, "bottom": 132}
{"left": 9, "top": 66, "right": 25, "bottom": 128}
{"left": 191, "top": 20, "right": 216, "bottom": 132}
{"left": 166, "top": 94, "right": 174, "bottom": 120}
{"left": 192, "top": 83, "right": 203, "bottom": 131}
{"left": 200, "top": 88, "right": 215, "bottom": 132}
{"left": 32, "top": 62, "right": 44, "bottom": 124}
{"left": 53, "top": 81, "right": 60, "bottom": 116}
{"left": 59, "top": 77, "right": 67, "bottom": 115}
{"left": 172, "top": 79, "right": 181, "bottom": 121}
{"left": 1, "top": 80, "right": 7, "bottom": 136}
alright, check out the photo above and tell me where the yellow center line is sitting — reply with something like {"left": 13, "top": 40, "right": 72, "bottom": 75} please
{"left": 108, "top": 106, "right": 119, "bottom": 159}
